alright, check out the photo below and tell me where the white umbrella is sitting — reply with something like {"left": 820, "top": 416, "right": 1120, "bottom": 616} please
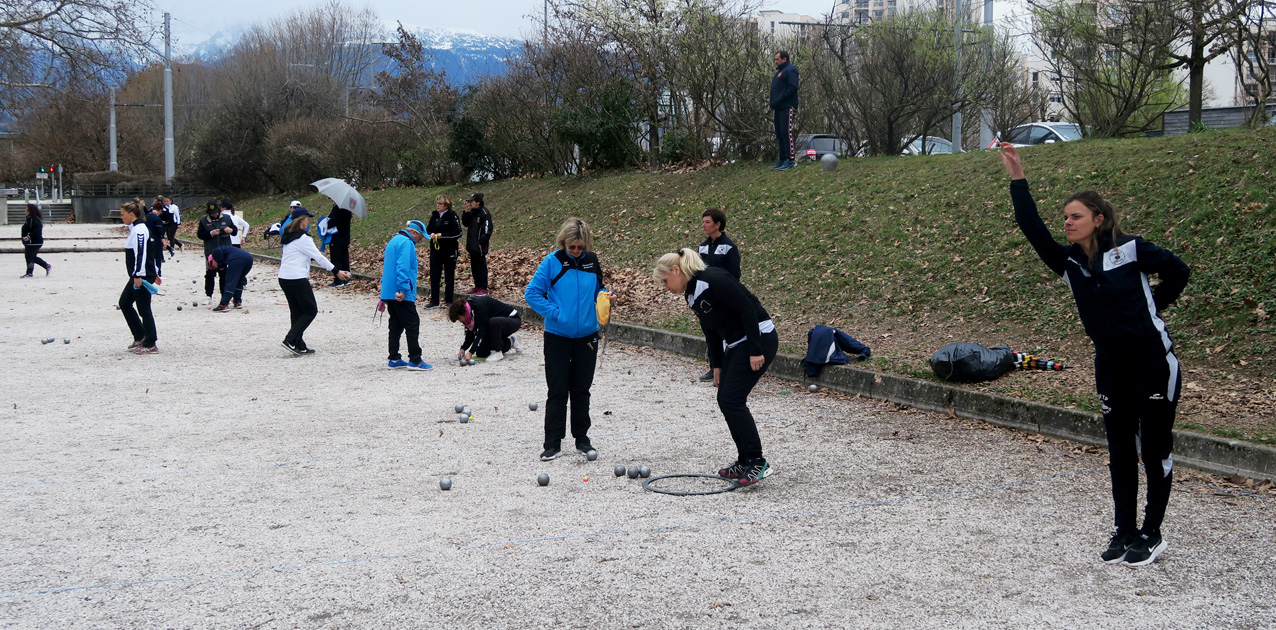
{"left": 310, "top": 178, "right": 367, "bottom": 219}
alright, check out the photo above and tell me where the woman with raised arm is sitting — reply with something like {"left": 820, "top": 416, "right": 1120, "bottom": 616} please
{"left": 999, "top": 142, "right": 1190, "bottom": 567}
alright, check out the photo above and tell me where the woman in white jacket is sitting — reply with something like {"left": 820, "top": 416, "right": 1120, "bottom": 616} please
{"left": 278, "top": 207, "right": 349, "bottom": 355}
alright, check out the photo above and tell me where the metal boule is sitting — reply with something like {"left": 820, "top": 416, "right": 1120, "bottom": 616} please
{"left": 639, "top": 466, "right": 651, "bottom": 478}
{"left": 440, "top": 478, "right": 452, "bottom": 491}
{"left": 614, "top": 465, "right": 626, "bottom": 477}
{"left": 627, "top": 466, "right": 639, "bottom": 479}
{"left": 537, "top": 473, "right": 549, "bottom": 486}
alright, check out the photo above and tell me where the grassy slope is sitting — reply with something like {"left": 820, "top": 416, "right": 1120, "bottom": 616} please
{"left": 231, "top": 126, "right": 1276, "bottom": 443}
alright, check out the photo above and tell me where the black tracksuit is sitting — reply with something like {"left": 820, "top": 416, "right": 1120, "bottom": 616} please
{"left": 685, "top": 266, "right": 778, "bottom": 464}
{"left": 145, "top": 210, "right": 165, "bottom": 275}
{"left": 1012, "top": 179, "right": 1190, "bottom": 537}
{"left": 21, "top": 215, "right": 49, "bottom": 275}
{"left": 328, "top": 206, "right": 352, "bottom": 281}
{"left": 459, "top": 296, "right": 521, "bottom": 357}
{"left": 210, "top": 245, "right": 253, "bottom": 307}
{"left": 198, "top": 212, "right": 237, "bottom": 298}
{"left": 770, "top": 61, "right": 800, "bottom": 164}
{"left": 427, "top": 209, "right": 462, "bottom": 305}
{"left": 461, "top": 204, "right": 494, "bottom": 290}
{"left": 698, "top": 233, "right": 741, "bottom": 280}
{"left": 121, "top": 220, "right": 159, "bottom": 347}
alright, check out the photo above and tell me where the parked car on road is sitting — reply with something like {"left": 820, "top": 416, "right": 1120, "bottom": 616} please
{"left": 796, "top": 134, "right": 845, "bottom": 162}
{"left": 901, "top": 136, "right": 953, "bottom": 155}
{"left": 990, "top": 122, "right": 1083, "bottom": 148}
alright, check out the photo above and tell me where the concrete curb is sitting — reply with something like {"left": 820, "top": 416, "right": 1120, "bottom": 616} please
{"left": 510, "top": 305, "right": 1275, "bottom": 483}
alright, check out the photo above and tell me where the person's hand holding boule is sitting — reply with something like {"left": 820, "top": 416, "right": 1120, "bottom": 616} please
{"left": 337, "top": 270, "right": 351, "bottom": 281}
{"left": 395, "top": 291, "right": 404, "bottom": 302}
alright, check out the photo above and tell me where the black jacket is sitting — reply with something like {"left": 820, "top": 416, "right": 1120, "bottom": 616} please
{"left": 685, "top": 266, "right": 774, "bottom": 368}
{"left": 698, "top": 233, "right": 740, "bottom": 280}
{"left": 22, "top": 215, "right": 43, "bottom": 245}
{"left": 770, "top": 61, "right": 800, "bottom": 110}
{"left": 461, "top": 204, "right": 493, "bottom": 252}
{"left": 427, "top": 209, "right": 462, "bottom": 252}
{"left": 125, "top": 220, "right": 158, "bottom": 278}
{"left": 328, "top": 206, "right": 353, "bottom": 246}
{"left": 460, "top": 295, "right": 520, "bottom": 354}
{"left": 1012, "top": 179, "right": 1190, "bottom": 361}
{"left": 198, "top": 212, "right": 238, "bottom": 255}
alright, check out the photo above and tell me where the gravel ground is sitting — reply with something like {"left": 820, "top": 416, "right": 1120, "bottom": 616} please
{"left": 2, "top": 243, "right": 1274, "bottom": 629}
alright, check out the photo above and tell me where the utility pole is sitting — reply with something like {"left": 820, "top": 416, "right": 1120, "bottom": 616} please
{"left": 163, "top": 12, "right": 175, "bottom": 184}
{"left": 952, "top": 0, "right": 964, "bottom": 153}
{"left": 978, "top": 0, "right": 995, "bottom": 149}
{"left": 544, "top": 0, "right": 548, "bottom": 42}
{"left": 109, "top": 89, "right": 118, "bottom": 172}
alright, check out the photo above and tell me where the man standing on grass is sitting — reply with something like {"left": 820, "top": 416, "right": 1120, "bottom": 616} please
{"left": 769, "top": 50, "right": 800, "bottom": 171}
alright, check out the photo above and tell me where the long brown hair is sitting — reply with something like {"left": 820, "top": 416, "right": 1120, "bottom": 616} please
{"left": 1064, "top": 190, "right": 1122, "bottom": 267}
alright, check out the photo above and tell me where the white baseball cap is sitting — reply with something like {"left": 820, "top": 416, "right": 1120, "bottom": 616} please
{"left": 289, "top": 200, "right": 302, "bottom": 207}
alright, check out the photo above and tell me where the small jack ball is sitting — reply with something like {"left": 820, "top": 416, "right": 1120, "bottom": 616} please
{"left": 614, "top": 465, "right": 626, "bottom": 477}
{"left": 627, "top": 466, "right": 639, "bottom": 479}
{"left": 529, "top": 402, "right": 538, "bottom": 411}
{"left": 809, "top": 384, "right": 819, "bottom": 392}
{"left": 537, "top": 473, "right": 549, "bottom": 486}
{"left": 439, "top": 478, "right": 452, "bottom": 491}
{"left": 586, "top": 450, "right": 598, "bottom": 461}
{"left": 454, "top": 404, "right": 465, "bottom": 413}
{"left": 639, "top": 466, "right": 651, "bottom": 478}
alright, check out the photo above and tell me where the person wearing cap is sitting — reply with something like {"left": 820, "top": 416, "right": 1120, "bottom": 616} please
{"left": 207, "top": 245, "right": 254, "bottom": 312}
{"left": 326, "top": 203, "right": 353, "bottom": 287}
{"left": 461, "top": 193, "right": 493, "bottom": 296}
{"left": 278, "top": 206, "right": 350, "bottom": 355}
{"left": 221, "top": 199, "right": 250, "bottom": 249}
{"left": 20, "top": 204, "right": 50, "bottom": 278}
{"left": 425, "top": 194, "right": 463, "bottom": 308}
{"left": 198, "top": 201, "right": 238, "bottom": 305}
{"left": 380, "top": 220, "right": 432, "bottom": 370}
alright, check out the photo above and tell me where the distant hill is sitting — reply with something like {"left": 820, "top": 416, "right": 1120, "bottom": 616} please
{"left": 176, "top": 25, "right": 522, "bottom": 86}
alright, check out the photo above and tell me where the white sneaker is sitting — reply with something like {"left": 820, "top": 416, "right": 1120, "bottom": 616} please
{"left": 486, "top": 352, "right": 504, "bottom": 362}
{"left": 202, "top": 297, "right": 211, "bottom": 305}
{"left": 509, "top": 334, "right": 521, "bottom": 354}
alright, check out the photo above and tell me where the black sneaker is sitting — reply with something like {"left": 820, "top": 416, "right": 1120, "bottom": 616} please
{"left": 699, "top": 370, "right": 714, "bottom": 382}
{"left": 540, "top": 446, "right": 562, "bottom": 461}
{"left": 717, "top": 461, "right": 747, "bottom": 479}
{"left": 1122, "top": 532, "right": 1167, "bottom": 567}
{"left": 298, "top": 348, "right": 315, "bottom": 355}
{"left": 281, "top": 340, "right": 303, "bottom": 356}
{"left": 575, "top": 441, "right": 594, "bottom": 455}
{"left": 737, "top": 460, "right": 773, "bottom": 486}
{"left": 211, "top": 304, "right": 230, "bottom": 313}
{"left": 1101, "top": 531, "right": 1138, "bottom": 564}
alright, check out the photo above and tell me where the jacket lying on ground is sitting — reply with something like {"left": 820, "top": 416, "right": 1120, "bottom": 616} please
{"left": 1011, "top": 179, "right": 1189, "bottom": 362}
{"left": 380, "top": 230, "right": 420, "bottom": 302}
{"left": 460, "top": 295, "right": 520, "bottom": 354}
{"left": 685, "top": 266, "right": 774, "bottom": 369}
{"left": 525, "top": 249, "right": 605, "bottom": 339}
{"left": 802, "top": 325, "right": 871, "bottom": 377}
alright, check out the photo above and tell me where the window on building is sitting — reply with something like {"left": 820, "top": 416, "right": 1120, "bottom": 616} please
{"left": 873, "top": 9, "right": 883, "bottom": 18}
{"left": 1031, "top": 71, "right": 1039, "bottom": 87}
{"left": 1049, "top": 93, "right": 1064, "bottom": 104}
{"left": 770, "top": 21, "right": 775, "bottom": 33}
{"left": 887, "top": 7, "right": 896, "bottom": 16}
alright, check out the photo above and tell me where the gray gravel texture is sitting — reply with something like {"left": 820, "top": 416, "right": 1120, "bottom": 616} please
{"left": 2, "top": 245, "right": 1275, "bottom": 629}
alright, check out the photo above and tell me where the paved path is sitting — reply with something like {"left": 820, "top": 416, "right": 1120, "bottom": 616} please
{"left": 1, "top": 249, "right": 1273, "bottom": 629}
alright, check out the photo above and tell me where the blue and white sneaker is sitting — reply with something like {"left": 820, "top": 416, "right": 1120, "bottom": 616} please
{"left": 406, "top": 361, "right": 434, "bottom": 371}
{"left": 387, "top": 359, "right": 410, "bottom": 369}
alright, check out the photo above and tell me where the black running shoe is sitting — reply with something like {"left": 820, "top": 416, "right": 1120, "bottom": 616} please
{"left": 699, "top": 370, "right": 714, "bottom": 382}
{"left": 540, "top": 446, "right": 562, "bottom": 461}
{"left": 737, "top": 460, "right": 773, "bottom": 486}
{"left": 1101, "top": 531, "right": 1138, "bottom": 564}
{"left": 718, "top": 461, "right": 747, "bottom": 479}
{"left": 281, "top": 340, "right": 303, "bottom": 356}
{"left": 575, "top": 440, "right": 594, "bottom": 455}
{"left": 1122, "top": 532, "right": 1167, "bottom": 567}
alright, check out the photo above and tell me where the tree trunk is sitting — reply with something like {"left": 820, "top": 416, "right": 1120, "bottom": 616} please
{"left": 1188, "top": 3, "right": 1206, "bottom": 128}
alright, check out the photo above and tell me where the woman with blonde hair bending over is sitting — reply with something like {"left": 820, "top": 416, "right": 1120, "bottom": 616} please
{"left": 653, "top": 248, "right": 778, "bottom": 486}
{"left": 525, "top": 218, "right": 609, "bottom": 461}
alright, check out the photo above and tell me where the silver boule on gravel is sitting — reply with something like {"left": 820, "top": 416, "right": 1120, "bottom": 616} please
{"left": 467, "top": 359, "right": 476, "bottom": 366}
{"left": 63, "top": 338, "right": 70, "bottom": 344}
{"left": 614, "top": 465, "right": 626, "bottom": 477}
{"left": 537, "top": 473, "right": 549, "bottom": 486}
{"left": 639, "top": 466, "right": 651, "bottom": 478}
{"left": 454, "top": 403, "right": 465, "bottom": 413}
{"left": 586, "top": 450, "right": 598, "bottom": 461}
{"left": 529, "top": 402, "right": 538, "bottom": 411}
{"left": 177, "top": 306, "right": 183, "bottom": 311}
{"left": 809, "top": 384, "right": 819, "bottom": 392}
{"left": 439, "top": 477, "right": 452, "bottom": 491}
{"left": 627, "top": 466, "right": 639, "bottom": 479}
{"left": 458, "top": 414, "right": 469, "bottom": 424}
{"left": 820, "top": 153, "right": 838, "bottom": 171}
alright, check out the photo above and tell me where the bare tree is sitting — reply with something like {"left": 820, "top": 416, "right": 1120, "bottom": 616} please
{"left": 0, "top": 0, "right": 156, "bottom": 115}
{"left": 1230, "top": 0, "right": 1276, "bottom": 125}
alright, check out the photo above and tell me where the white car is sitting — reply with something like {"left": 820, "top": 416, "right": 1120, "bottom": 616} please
{"left": 990, "top": 122, "right": 1083, "bottom": 148}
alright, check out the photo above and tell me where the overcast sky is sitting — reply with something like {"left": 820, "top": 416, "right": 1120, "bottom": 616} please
{"left": 157, "top": 0, "right": 893, "bottom": 47}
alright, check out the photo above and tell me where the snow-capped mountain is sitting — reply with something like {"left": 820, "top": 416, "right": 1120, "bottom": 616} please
{"left": 175, "top": 25, "right": 522, "bottom": 86}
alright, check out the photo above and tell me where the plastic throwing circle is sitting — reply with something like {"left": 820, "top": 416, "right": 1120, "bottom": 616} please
{"left": 641, "top": 473, "right": 740, "bottom": 496}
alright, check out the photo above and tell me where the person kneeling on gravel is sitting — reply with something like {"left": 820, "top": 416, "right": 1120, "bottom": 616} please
{"left": 448, "top": 295, "right": 522, "bottom": 363}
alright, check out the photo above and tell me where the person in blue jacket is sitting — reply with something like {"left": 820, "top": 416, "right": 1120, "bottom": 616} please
{"left": 524, "top": 217, "right": 610, "bottom": 461}
{"left": 769, "top": 50, "right": 800, "bottom": 170}
{"left": 380, "top": 220, "right": 431, "bottom": 370}
{"left": 1000, "top": 143, "right": 1190, "bottom": 568}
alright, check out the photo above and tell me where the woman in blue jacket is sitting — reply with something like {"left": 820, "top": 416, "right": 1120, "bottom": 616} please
{"left": 525, "top": 218, "right": 609, "bottom": 461}
{"left": 1000, "top": 143, "right": 1189, "bottom": 568}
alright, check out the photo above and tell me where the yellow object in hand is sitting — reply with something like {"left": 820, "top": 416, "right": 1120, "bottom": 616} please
{"left": 596, "top": 291, "right": 611, "bottom": 327}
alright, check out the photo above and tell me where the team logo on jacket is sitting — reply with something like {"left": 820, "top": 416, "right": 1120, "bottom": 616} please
{"left": 697, "top": 300, "right": 713, "bottom": 314}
